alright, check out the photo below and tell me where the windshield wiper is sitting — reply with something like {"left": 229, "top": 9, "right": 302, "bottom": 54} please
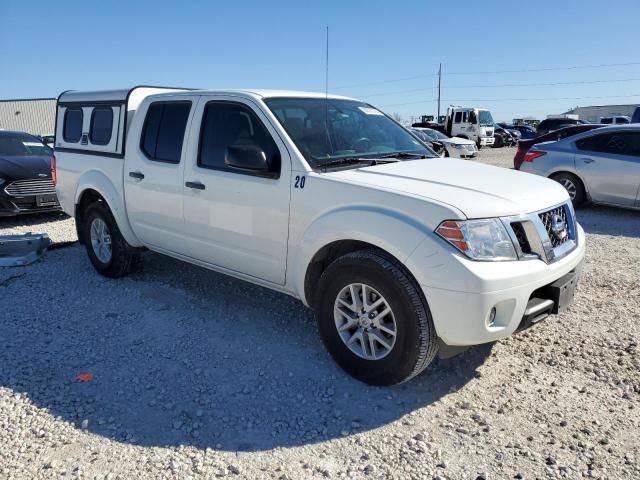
{"left": 317, "top": 157, "right": 399, "bottom": 170}
{"left": 375, "top": 151, "right": 430, "bottom": 159}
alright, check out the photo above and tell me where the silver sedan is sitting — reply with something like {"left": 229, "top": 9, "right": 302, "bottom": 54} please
{"left": 520, "top": 125, "right": 640, "bottom": 209}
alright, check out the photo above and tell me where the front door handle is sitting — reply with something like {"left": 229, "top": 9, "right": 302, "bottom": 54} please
{"left": 185, "top": 181, "right": 205, "bottom": 190}
{"left": 129, "top": 171, "right": 145, "bottom": 180}
{"left": 580, "top": 157, "right": 595, "bottom": 164}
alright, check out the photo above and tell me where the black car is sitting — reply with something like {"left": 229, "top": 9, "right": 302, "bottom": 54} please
{"left": 536, "top": 117, "right": 587, "bottom": 137}
{"left": 0, "top": 130, "right": 60, "bottom": 216}
{"left": 492, "top": 125, "right": 516, "bottom": 148}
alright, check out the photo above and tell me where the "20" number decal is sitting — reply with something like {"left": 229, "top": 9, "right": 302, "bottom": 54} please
{"left": 294, "top": 175, "right": 306, "bottom": 189}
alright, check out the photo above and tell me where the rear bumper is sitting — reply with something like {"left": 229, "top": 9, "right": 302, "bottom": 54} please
{"left": 418, "top": 224, "right": 586, "bottom": 346}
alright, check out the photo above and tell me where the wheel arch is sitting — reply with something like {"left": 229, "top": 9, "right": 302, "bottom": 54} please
{"left": 294, "top": 207, "right": 435, "bottom": 309}
{"left": 548, "top": 169, "right": 590, "bottom": 200}
{"left": 74, "top": 170, "right": 142, "bottom": 247}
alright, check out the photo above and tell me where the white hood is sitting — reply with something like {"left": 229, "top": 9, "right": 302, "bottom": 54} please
{"left": 325, "top": 158, "right": 569, "bottom": 218}
{"left": 441, "top": 137, "right": 475, "bottom": 146}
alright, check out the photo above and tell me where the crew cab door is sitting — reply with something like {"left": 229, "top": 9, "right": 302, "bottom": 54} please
{"left": 182, "top": 96, "right": 291, "bottom": 285}
{"left": 124, "top": 96, "right": 197, "bottom": 254}
{"left": 575, "top": 131, "right": 640, "bottom": 206}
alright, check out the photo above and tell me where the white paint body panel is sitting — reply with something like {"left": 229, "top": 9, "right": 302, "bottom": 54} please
{"left": 55, "top": 88, "right": 585, "bottom": 348}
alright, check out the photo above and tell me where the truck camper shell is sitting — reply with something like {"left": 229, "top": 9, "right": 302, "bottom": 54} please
{"left": 55, "top": 86, "right": 193, "bottom": 158}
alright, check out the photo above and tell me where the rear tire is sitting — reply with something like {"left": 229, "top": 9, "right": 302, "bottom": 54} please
{"left": 83, "top": 202, "right": 140, "bottom": 278}
{"left": 551, "top": 172, "right": 585, "bottom": 207}
{"left": 315, "top": 249, "right": 438, "bottom": 386}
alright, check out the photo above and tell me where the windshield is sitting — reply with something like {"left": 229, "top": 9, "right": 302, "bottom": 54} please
{"left": 265, "top": 98, "right": 433, "bottom": 167}
{"left": 0, "top": 135, "right": 52, "bottom": 156}
{"left": 428, "top": 129, "right": 449, "bottom": 140}
{"left": 478, "top": 110, "right": 494, "bottom": 126}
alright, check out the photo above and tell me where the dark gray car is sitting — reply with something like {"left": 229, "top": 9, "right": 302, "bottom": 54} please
{"left": 520, "top": 125, "right": 640, "bottom": 209}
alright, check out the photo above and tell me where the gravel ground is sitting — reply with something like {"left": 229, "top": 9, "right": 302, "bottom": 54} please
{"left": 1, "top": 147, "right": 639, "bottom": 479}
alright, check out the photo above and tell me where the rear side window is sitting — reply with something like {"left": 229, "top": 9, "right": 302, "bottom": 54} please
{"left": 141, "top": 101, "right": 191, "bottom": 163}
{"left": 63, "top": 108, "right": 83, "bottom": 143}
{"left": 577, "top": 132, "right": 640, "bottom": 157}
{"left": 601, "top": 117, "right": 613, "bottom": 124}
{"left": 90, "top": 107, "right": 113, "bottom": 145}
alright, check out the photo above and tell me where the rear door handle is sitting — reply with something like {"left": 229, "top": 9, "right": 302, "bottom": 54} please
{"left": 129, "top": 171, "right": 144, "bottom": 180}
{"left": 185, "top": 181, "right": 205, "bottom": 190}
{"left": 580, "top": 157, "right": 595, "bottom": 164}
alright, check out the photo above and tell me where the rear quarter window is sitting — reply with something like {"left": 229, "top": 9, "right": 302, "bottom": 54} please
{"left": 140, "top": 101, "right": 192, "bottom": 163}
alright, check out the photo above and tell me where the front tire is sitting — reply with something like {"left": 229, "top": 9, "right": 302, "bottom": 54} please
{"left": 316, "top": 249, "right": 438, "bottom": 385}
{"left": 83, "top": 202, "right": 140, "bottom": 278}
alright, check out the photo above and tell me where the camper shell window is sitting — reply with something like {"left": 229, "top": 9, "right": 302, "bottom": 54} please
{"left": 90, "top": 107, "right": 114, "bottom": 145}
{"left": 63, "top": 108, "right": 83, "bottom": 143}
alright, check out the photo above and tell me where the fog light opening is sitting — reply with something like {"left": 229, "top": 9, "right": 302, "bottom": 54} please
{"left": 487, "top": 307, "right": 497, "bottom": 327}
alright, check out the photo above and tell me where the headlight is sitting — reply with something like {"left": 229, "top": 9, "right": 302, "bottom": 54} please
{"left": 0, "top": 178, "right": 5, "bottom": 185}
{"left": 435, "top": 219, "right": 517, "bottom": 261}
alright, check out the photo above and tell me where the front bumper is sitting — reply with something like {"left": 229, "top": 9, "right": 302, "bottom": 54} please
{"left": 479, "top": 136, "right": 495, "bottom": 146}
{"left": 0, "top": 193, "right": 61, "bottom": 217}
{"left": 413, "top": 224, "right": 585, "bottom": 346}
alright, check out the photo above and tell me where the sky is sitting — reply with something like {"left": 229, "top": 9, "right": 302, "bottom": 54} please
{"left": 2, "top": 0, "right": 640, "bottom": 122}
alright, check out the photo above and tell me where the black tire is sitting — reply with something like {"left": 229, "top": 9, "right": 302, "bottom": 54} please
{"left": 83, "top": 202, "right": 140, "bottom": 278}
{"left": 492, "top": 136, "right": 504, "bottom": 148}
{"left": 315, "top": 249, "right": 438, "bottom": 386}
{"left": 551, "top": 172, "right": 586, "bottom": 207}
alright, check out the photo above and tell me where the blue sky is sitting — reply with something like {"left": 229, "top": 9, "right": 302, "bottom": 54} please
{"left": 2, "top": 0, "right": 640, "bottom": 122}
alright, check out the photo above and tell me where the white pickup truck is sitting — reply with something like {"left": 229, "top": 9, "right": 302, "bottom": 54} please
{"left": 54, "top": 86, "right": 585, "bottom": 385}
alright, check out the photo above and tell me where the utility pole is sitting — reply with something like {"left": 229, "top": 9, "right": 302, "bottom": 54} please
{"left": 437, "top": 63, "right": 442, "bottom": 121}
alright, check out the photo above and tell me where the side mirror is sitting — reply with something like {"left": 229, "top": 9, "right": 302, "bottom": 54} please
{"left": 225, "top": 145, "right": 278, "bottom": 177}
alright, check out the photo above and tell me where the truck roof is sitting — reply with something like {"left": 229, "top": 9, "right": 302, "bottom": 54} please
{"left": 58, "top": 86, "right": 357, "bottom": 105}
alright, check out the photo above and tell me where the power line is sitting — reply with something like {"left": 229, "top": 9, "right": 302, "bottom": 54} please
{"left": 444, "top": 61, "right": 640, "bottom": 76}
{"left": 363, "top": 77, "right": 640, "bottom": 98}
{"left": 332, "top": 61, "right": 640, "bottom": 91}
{"left": 379, "top": 93, "right": 640, "bottom": 108}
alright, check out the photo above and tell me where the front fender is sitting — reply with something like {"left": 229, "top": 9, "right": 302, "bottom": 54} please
{"left": 291, "top": 206, "right": 434, "bottom": 306}
{"left": 75, "top": 170, "right": 142, "bottom": 247}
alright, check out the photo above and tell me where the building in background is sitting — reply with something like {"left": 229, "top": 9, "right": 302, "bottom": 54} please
{"left": 0, "top": 98, "right": 56, "bottom": 136}
{"left": 564, "top": 104, "right": 640, "bottom": 123}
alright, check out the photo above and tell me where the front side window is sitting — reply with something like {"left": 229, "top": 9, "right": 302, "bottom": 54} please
{"left": 90, "top": 107, "right": 114, "bottom": 145}
{"left": 198, "top": 102, "right": 280, "bottom": 174}
{"left": 63, "top": 108, "right": 83, "bottom": 143}
{"left": 265, "top": 98, "right": 432, "bottom": 167}
{"left": 141, "top": 101, "right": 191, "bottom": 163}
{"left": 454, "top": 111, "right": 462, "bottom": 123}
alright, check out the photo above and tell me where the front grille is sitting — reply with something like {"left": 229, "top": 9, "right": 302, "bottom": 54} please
{"left": 5, "top": 178, "right": 55, "bottom": 196}
{"left": 511, "top": 222, "right": 531, "bottom": 254}
{"left": 539, "top": 205, "right": 571, "bottom": 248}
